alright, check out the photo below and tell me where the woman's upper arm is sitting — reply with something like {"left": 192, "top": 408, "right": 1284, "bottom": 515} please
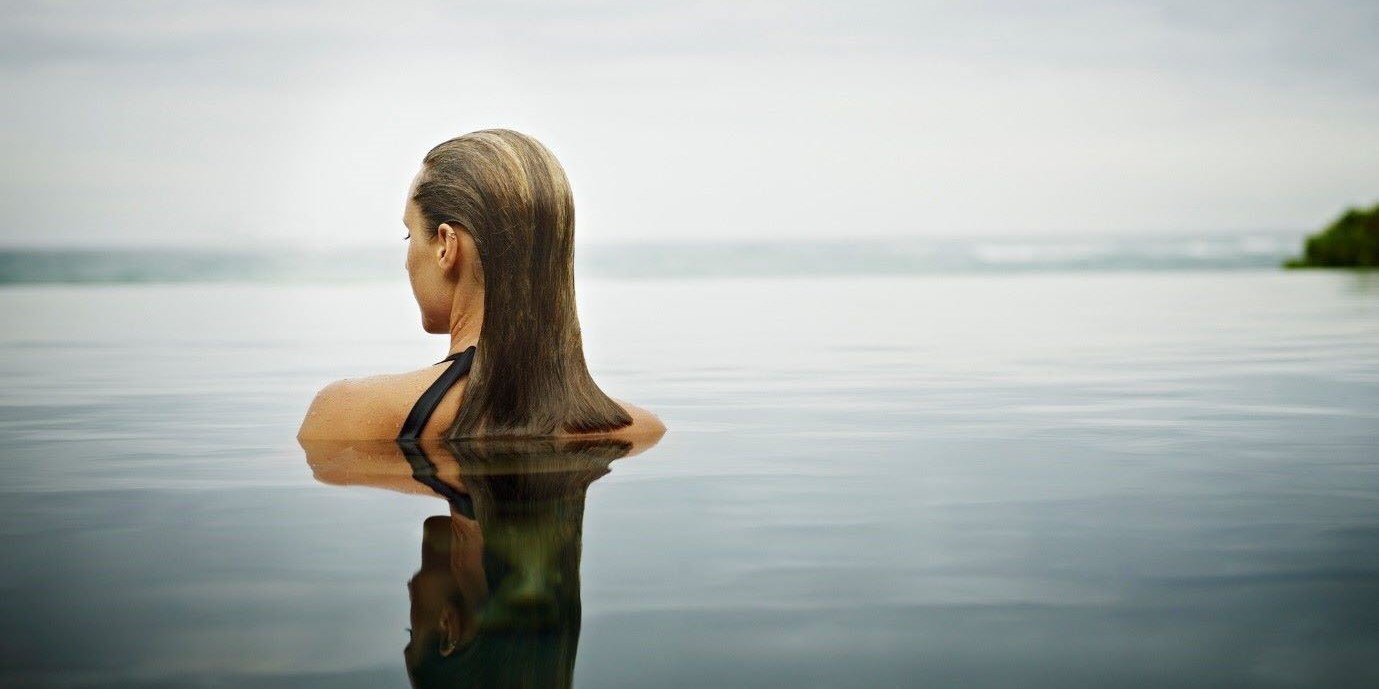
{"left": 296, "top": 380, "right": 391, "bottom": 438}
{"left": 297, "top": 380, "right": 351, "bottom": 440}
{"left": 611, "top": 398, "right": 667, "bottom": 449}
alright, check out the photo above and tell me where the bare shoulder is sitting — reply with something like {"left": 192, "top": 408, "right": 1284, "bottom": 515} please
{"left": 603, "top": 397, "right": 667, "bottom": 457}
{"left": 296, "top": 370, "right": 431, "bottom": 441}
{"left": 299, "top": 374, "right": 402, "bottom": 438}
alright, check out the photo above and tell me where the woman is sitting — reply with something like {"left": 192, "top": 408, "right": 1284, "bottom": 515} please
{"left": 297, "top": 129, "right": 665, "bottom": 441}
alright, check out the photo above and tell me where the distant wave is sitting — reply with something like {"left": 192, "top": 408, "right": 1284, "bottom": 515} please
{"left": 0, "top": 233, "right": 1304, "bottom": 284}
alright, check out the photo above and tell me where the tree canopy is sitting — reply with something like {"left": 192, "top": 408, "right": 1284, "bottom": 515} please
{"left": 1286, "top": 203, "right": 1379, "bottom": 268}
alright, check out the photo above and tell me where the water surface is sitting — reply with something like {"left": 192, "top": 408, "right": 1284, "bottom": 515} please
{"left": 1, "top": 270, "right": 1377, "bottom": 687}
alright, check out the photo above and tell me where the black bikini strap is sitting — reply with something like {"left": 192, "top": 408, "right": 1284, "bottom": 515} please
{"left": 397, "top": 346, "right": 476, "bottom": 441}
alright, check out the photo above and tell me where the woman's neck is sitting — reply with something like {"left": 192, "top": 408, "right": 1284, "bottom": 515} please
{"left": 447, "top": 290, "right": 484, "bottom": 357}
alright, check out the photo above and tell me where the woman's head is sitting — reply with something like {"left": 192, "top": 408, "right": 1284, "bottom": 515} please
{"left": 404, "top": 129, "right": 573, "bottom": 335}
{"left": 402, "top": 129, "right": 631, "bottom": 438}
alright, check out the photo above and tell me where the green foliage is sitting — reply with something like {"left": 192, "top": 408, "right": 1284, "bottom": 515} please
{"left": 1285, "top": 202, "right": 1379, "bottom": 268}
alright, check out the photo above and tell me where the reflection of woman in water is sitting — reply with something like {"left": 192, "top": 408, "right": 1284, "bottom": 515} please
{"left": 402, "top": 438, "right": 629, "bottom": 688}
{"left": 297, "top": 129, "right": 665, "bottom": 441}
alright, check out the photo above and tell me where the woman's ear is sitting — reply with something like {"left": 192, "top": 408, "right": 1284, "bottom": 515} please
{"left": 436, "top": 223, "right": 461, "bottom": 275}
{"left": 436, "top": 223, "right": 484, "bottom": 288}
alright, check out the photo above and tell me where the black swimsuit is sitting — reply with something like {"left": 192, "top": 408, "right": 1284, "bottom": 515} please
{"left": 396, "top": 345, "right": 477, "bottom": 442}
{"left": 396, "top": 345, "right": 477, "bottom": 517}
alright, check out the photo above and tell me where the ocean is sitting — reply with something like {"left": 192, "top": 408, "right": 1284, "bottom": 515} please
{"left": 0, "top": 232, "right": 1306, "bottom": 283}
{"left": 1, "top": 239, "right": 1377, "bottom": 687}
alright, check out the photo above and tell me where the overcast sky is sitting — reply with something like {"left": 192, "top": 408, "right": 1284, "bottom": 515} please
{"left": 2, "top": 0, "right": 1377, "bottom": 247}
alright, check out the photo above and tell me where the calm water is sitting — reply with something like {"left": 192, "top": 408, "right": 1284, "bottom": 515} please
{"left": 2, "top": 270, "right": 1377, "bottom": 687}
{"left": 0, "top": 232, "right": 1303, "bottom": 284}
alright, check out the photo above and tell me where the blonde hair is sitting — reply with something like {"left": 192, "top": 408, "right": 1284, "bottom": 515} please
{"left": 412, "top": 129, "right": 632, "bottom": 438}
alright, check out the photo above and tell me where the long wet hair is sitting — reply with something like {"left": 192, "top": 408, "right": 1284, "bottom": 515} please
{"left": 412, "top": 129, "right": 632, "bottom": 439}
